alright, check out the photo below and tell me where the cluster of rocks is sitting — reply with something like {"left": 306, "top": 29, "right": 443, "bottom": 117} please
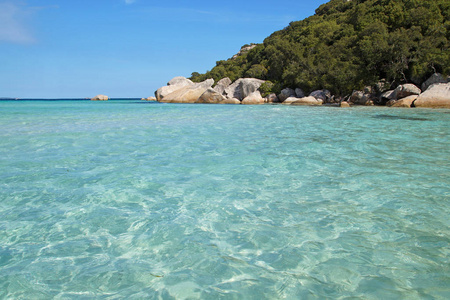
{"left": 346, "top": 73, "right": 450, "bottom": 108}
{"left": 154, "top": 76, "right": 346, "bottom": 106}
{"left": 153, "top": 73, "right": 450, "bottom": 108}
{"left": 155, "top": 76, "right": 337, "bottom": 105}
{"left": 155, "top": 76, "right": 267, "bottom": 105}
{"left": 275, "top": 87, "right": 330, "bottom": 106}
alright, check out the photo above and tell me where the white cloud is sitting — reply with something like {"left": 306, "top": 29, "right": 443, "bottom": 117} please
{"left": 125, "top": 0, "right": 136, "bottom": 4}
{"left": 0, "top": 2, "right": 35, "bottom": 44}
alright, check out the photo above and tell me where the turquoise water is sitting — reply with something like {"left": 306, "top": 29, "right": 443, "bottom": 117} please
{"left": 0, "top": 100, "right": 449, "bottom": 299}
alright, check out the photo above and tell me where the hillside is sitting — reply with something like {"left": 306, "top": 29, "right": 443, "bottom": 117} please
{"left": 190, "top": 0, "right": 449, "bottom": 97}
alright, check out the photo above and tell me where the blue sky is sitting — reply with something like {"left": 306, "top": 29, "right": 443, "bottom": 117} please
{"left": 1, "top": 0, "right": 328, "bottom": 98}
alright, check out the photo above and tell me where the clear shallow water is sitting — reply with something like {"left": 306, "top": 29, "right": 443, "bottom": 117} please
{"left": 0, "top": 100, "right": 449, "bottom": 299}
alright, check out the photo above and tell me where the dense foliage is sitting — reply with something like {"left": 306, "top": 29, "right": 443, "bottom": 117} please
{"left": 190, "top": 0, "right": 449, "bottom": 96}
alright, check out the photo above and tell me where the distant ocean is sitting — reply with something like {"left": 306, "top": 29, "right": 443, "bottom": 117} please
{"left": 0, "top": 100, "right": 449, "bottom": 299}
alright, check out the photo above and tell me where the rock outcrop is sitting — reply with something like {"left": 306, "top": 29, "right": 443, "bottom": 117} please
{"left": 413, "top": 83, "right": 450, "bottom": 108}
{"left": 421, "top": 73, "right": 450, "bottom": 92}
{"left": 214, "top": 77, "right": 232, "bottom": 95}
{"left": 379, "top": 83, "right": 420, "bottom": 105}
{"left": 309, "top": 89, "right": 331, "bottom": 102}
{"left": 393, "top": 84, "right": 421, "bottom": 99}
{"left": 91, "top": 94, "right": 108, "bottom": 101}
{"left": 379, "top": 90, "right": 395, "bottom": 105}
{"left": 161, "top": 85, "right": 211, "bottom": 103}
{"left": 283, "top": 96, "right": 322, "bottom": 106}
{"left": 196, "top": 88, "right": 226, "bottom": 104}
{"left": 152, "top": 74, "right": 450, "bottom": 107}
{"left": 224, "top": 78, "right": 265, "bottom": 100}
{"left": 265, "top": 93, "right": 279, "bottom": 103}
{"left": 387, "top": 95, "right": 418, "bottom": 108}
{"left": 291, "top": 96, "right": 323, "bottom": 106}
{"left": 156, "top": 77, "right": 195, "bottom": 101}
{"left": 295, "top": 88, "right": 305, "bottom": 98}
{"left": 242, "top": 91, "right": 265, "bottom": 105}
{"left": 282, "top": 97, "right": 301, "bottom": 105}
{"left": 195, "top": 78, "right": 215, "bottom": 89}
{"left": 349, "top": 90, "right": 373, "bottom": 105}
{"left": 349, "top": 90, "right": 365, "bottom": 104}
{"left": 156, "top": 77, "right": 214, "bottom": 103}
{"left": 278, "top": 88, "right": 296, "bottom": 102}
{"left": 156, "top": 85, "right": 183, "bottom": 101}
{"left": 221, "top": 98, "right": 241, "bottom": 104}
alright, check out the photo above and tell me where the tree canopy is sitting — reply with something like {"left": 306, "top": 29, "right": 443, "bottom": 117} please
{"left": 190, "top": 0, "right": 449, "bottom": 96}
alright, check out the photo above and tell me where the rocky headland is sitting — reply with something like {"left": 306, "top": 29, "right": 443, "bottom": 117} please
{"left": 185, "top": 0, "right": 449, "bottom": 109}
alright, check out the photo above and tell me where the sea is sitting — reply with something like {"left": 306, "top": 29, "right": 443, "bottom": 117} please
{"left": 0, "top": 100, "right": 449, "bottom": 299}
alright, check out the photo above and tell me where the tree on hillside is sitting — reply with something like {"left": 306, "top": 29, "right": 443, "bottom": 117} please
{"left": 190, "top": 0, "right": 449, "bottom": 96}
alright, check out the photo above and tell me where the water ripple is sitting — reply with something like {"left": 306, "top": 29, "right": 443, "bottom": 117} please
{"left": 0, "top": 102, "right": 449, "bottom": 298}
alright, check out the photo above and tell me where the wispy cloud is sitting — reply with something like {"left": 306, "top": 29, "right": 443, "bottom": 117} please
{"left": 0, "top": 2, "right": 35, "bottom": 44}
{"left": 125, "top": 0, "right": 136, "bottom": 4}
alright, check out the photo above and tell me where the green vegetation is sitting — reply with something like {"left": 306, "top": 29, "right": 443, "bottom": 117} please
{"left": 190, "top": 0, "right": 449, "bottom": 96}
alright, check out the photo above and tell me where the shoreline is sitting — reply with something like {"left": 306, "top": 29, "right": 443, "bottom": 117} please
{"left": 153, "top": 75, "right": 450, "bottom": 109}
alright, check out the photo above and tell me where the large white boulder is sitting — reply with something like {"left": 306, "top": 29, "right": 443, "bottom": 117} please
{"left": 155, "top": 85, "right": 182, "bottom": 101}
{"left": 414, "top": 83, "right": 450, "bottom": 108}
{"left": 156, "top": 77, "right": 214, "bottom": 103}
{"left": 155, "top": 76, "right": 195, "bottom": 101}
{"left": 160, "top": 86, "right": 207, "bottom": 103}
{"left": 242, "top": 91, "right": 265, "bottom": 105}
